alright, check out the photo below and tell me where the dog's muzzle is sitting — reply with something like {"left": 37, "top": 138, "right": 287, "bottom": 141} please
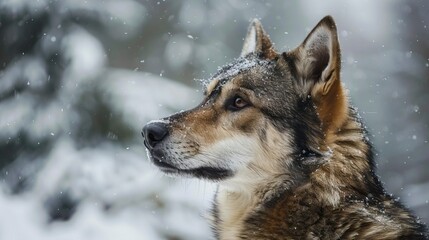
{"left": 142, "top": 121, "right": 176, "bottom": 170}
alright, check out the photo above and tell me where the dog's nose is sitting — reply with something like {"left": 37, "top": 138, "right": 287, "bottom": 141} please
{"left": 142, "top": 121, "right": 169, "bottom": 148}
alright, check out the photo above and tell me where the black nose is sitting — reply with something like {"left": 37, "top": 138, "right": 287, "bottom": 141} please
{"left": 142, "top": 121, "right": 169, "bottom": 148}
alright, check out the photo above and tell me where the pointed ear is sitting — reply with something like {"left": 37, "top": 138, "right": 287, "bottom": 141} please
{"left": 293, "top": 16, "right": 347, "bottom": 133}
{"left": 241, "top": 19, "right": 276, "bottom": 59}
{"left": 294, "top": 15, "right": 341, "bottom": 95}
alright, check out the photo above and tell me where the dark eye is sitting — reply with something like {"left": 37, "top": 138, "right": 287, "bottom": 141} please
{"left": 226, "top": 95, "right": 249, "bottom": 111}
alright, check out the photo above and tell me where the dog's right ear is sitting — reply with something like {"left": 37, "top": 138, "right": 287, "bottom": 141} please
{"left": 241, "top": 19, "right": 276, "bottom": 59}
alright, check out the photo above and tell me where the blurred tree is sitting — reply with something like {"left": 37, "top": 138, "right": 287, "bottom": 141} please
{"left": 0, "top": 0, "right": 144, "bottom": 191}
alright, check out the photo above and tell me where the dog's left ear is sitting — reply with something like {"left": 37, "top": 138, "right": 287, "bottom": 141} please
{"left": 241, "top": 19, "right": 276, "bottom": 59}
{"left": 293, "top": 16, "right": 341, "bottom": 95}
{"left": 291, "top": 16, "right": 347, "bottom": 132}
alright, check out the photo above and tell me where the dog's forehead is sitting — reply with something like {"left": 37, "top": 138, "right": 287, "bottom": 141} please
{"left": 205, "top": 56, "right": 273, "bottom": 95}
{"left": 213, "top": 57, "right": 259, "bottom": 80}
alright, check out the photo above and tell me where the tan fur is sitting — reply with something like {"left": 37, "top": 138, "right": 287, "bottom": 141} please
{"left": 205, "top": 78, "right": 220, "bottom": 96}
{"left": 216, "top": 188, "right": 254, "bottom": 239}
{"left": 312, "top": 76, "right": 348, "bottom": 135}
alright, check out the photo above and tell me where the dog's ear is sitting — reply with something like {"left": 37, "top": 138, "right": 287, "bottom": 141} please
{"left": 291, "top": 16, "right": 347, "bottom": 133}
{"left": 241, "top": 19, "right": 276, "bottom": 59}
{"left": 293, "top": 16, "right": 340, "bottom": 95}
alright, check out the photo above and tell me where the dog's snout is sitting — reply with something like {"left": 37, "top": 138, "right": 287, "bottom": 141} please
{"left": 142, "top": 122, "right": 169, "bottom": 148}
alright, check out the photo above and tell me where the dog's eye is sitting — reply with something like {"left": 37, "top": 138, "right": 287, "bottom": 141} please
{"left": 234, "top": 97, "right": 247, "bottom": 108}
{"left": 226, "top": 96, "right": 249, "bottom": 111}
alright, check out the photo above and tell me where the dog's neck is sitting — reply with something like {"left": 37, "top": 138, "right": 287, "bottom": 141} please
{"left": 213, "top": 164, "right": 301, "bottom": 240}
{"left": 308, "top": 107, "right": 383, "bottom": 206}
{"left": 212, "top": 107, "right": 381, "bottom": 239}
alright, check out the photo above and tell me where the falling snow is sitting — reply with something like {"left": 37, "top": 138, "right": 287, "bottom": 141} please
{"left": 0, "top": 0, "right": 428, "bottom": 240}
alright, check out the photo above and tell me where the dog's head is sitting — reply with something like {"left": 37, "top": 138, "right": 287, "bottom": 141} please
{"left": 143, "top": 16, "right": 347, "bottom": 184}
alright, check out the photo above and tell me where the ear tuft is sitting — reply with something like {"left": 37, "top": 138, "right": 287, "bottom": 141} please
{"left": 241, "top": 19, "right": 276, "bottom": 59}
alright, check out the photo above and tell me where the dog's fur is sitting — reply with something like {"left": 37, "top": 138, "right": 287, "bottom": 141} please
{"left": 143, "top": 16, "right": 428, "bottom": 239}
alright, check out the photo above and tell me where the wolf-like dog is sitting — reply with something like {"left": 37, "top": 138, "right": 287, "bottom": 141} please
{"left": 142, "top": 16, "right": 428, "bottom": 239}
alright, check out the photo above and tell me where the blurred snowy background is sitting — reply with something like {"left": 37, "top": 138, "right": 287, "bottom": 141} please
{"left": 0, "top": 0, "right": 428, "bottom": 239}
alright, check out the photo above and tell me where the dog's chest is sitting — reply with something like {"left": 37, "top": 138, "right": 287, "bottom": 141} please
{"left": 215, "top": 189, "right": 260, "bottom": 240}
